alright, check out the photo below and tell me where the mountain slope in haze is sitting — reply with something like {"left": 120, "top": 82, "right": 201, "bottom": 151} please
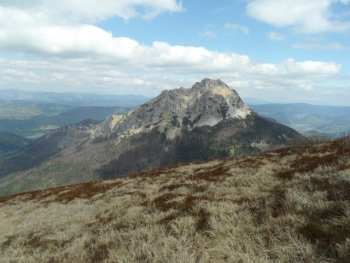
{"left": 0, "top": 133, "right": 31, "bottom": 154}
{"left": 251, "top": 103, "right": 350, "bottom": 137}
{"left": 0, "top": 124, "right": 93, "bottom": 185}
{"left": 0, "top": 79, "right": 307, "bottom": 195}
{"left": 0, "top": 139, "right": 349, "bottom": 263}
{"left": 0, "top": 101, "right": 73, "bottom": 120}
{"left": 0, "top": 106, "right": 129, "bottom": 138}
{"left": 0, "top": 89, "right": 149, "bottom": 107}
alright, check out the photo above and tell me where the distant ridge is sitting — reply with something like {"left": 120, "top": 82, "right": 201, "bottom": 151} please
{"left": 251, "top": 103, "right": 350, "bottom": 137}
{"left": 0, "top": 89, "right": 149, "bottom": 107}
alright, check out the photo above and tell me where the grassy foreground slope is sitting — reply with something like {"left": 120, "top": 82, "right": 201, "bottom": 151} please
{"left": 0, "top": 139, "right": 349, "bottom": 263}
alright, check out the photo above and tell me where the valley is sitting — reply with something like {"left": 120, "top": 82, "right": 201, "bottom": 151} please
{"left": 251, "top": 103, "right": 350, "bottom": 137}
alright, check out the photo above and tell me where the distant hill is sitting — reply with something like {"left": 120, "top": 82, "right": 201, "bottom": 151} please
{"left": 0, "top": 101, "right": 74, "bottom": 120}
{"left": 0, "top": 138, "right": 349, "bottom": 262}
{"left": 0, "top": 106, "right": 129, "bottom": 138}
{"left": 0, "top": 90, "right": 147, "bottom": 138}
{"left": 251, "top": 103, "right": 350, "bottom": 137}
{"left": 0, "top": 89, "right": 149, "bottom": 108}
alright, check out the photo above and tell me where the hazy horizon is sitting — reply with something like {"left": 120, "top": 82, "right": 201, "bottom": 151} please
{"left": 2, "top": 84, "right": 350, "bottom": 107}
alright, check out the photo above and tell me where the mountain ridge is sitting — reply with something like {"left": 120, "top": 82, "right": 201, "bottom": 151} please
{"left": 0, "top": 79, "right": 308, "bottom": 195}
{"left": 91, "top": 78, "right": 252, "bottom": 140}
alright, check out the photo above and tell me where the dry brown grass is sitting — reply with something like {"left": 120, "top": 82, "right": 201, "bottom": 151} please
{"left": 0, "top": 139, "right": 349, "bottom": 263}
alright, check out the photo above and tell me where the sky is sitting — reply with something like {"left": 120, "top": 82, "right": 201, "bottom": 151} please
{"left": 0, "top": 0, "right": 349, "bottom": 105}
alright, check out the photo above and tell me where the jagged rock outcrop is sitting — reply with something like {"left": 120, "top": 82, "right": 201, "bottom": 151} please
{"left": 91, "top": 78, "right": 251, "bottom": 140}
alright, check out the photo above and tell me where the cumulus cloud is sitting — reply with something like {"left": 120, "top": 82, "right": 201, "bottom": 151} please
{"left": 0, "top": 10, "right": 340, "bottom": 77}
{"left": 293, "top": 42, "right": 348, "bottom": 50}
{"left": 0, "top": 0, "right": 344, "bottom": 103}
{"left": 224, "top": 23, "right": 250, "bottom": 35}
{"left": 198, "top": 29, "right": 217, "bottom": 38}
{"left": 0, "top": 52, "right": 340, "bottom": 97}
{"left": 0, "top": 0, "right": 183, "bottom": 21}
{"left": 0, "top": 7, "right": 252, "bottom": 73}
{"left": 247, "top": 0, "right": 350, "bottom": 33}
{"left": 268, "top": 31, "right": 286, "bottom": 41}
{"left": 250, "top": 59, "right": 340, "bottom": 77}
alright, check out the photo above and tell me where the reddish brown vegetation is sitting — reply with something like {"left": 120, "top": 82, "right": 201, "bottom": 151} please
{"left": 274, "top": 168, "right": 295, "bottom": 180}
{"left": 269, "top": 186, "right": 288, "bottom": 218}
{"left": 196, "top": 208, "right": 211, "bottom": 231}
{"left": 158, "top": 213, "right": 181, "bottom": 224}
{"left": 118, "top": 191, "right": 146, "bottom": 198}
{"left": 159, "top": 183, "right": 190, "bottom": 192}
{"left": 84, "top": 241, "right": 112, "bottom": 263}
{"left": 0, "top": 181, "right": 123, "bottom": 204}
{"left": 243, "top": 185, "right": 288, "bottom": 224}
{"left": 272, "top": 138, "right": 350, "bottom": 180}
{"left": 233, "top": 196, "right": 252, "bottom": 205}
{"left": 95, "top": 212, "right": 115, "bottom": 224}
{"left": 190, "top": 184, "right": 209, "bottom": 193}
{"left": 274, "top": 147, "right": 296, "bottom": 157}
{"left": 306, "top": 177, "right": 350, "bottom": 201}
{"left": 292, "top": 154, "right": 339, "bottom": 173}
{"left": 130, "top": 168, "right": 164, "bottom": 180}
{"left": 2, "top": 235, "right": 15, "bottom": 248}
{"left": 157, "top": 194, "right": 214, "bottom": 226}
{"left": 23, "top": 232, "right": 72, "bottom": 251}
{"left": 152, "top": 193, "right": 180, "bottom": 212}
{"left": 312, "top": 203, "right": 346, "bottom": 220}
{"left": 236, "top": 157, "right": 265, "bottom": 169}
{"left": 190, "top": 165, "right": 229, "bottom": 182}
{"left": 181, "top": 195, "right": 212, "bottom": 213}
{"left": 326, "top": 181, "right": 350, "bottom": 201}
{"left": 298, "top": 222, "right": 349, "bottom": 261}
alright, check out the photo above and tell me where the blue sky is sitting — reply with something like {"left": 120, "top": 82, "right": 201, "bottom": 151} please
{"left": 103, "top": 0, "right": 350, "bottom": 63}
{"left": 0, "top": 0, "right": 349, "bottom": 105}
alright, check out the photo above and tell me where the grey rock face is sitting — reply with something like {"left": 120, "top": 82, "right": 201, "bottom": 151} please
{"left": 92, "top": 78, "right": 251, "bottom": 140}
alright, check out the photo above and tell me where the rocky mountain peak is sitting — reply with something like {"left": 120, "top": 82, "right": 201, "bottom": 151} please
{"left": 192, "top": 78, "right": 228, "bottom": 91}
{"left": 92, "top": 79, "right": 252, "bottom": 140}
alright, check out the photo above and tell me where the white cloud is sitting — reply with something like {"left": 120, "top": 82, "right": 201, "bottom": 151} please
{"left": 250, "top": 59, "right": 340, "bottom": 76}
{"left": 224, "top": 23, "right": 250, "bottom": 35}
{"left": 268, "top": 31, "right": 286, "bottom": 41}
{"left": 198, "top": 29, "right": 217, "bottom": 38}
{"left": 0, "top": 7, "right": 252, "bottom": 73}
{"left": 0, "top": 52, "right": 341, "bottom": 97}
{"left": 0, "top": 10, "right": 339, "bottom": 78}
{"left": 0, "top": 1, "right": 344, "bottom": 104}
{"left": 0, "top": 0, "right": 183, "bottom": 21}
{"left": 293, "top": 42, "right": 348, "bottom": 50}
{"left": 247, "top": 0, "right": 350, "bottom": 33}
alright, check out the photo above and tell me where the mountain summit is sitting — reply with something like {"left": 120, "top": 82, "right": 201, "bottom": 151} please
{"left": 92, "top": 78, "right": 251, "bottom": 140}
{"left": 0, "top": 79, "right": 307, "bottom": 195}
